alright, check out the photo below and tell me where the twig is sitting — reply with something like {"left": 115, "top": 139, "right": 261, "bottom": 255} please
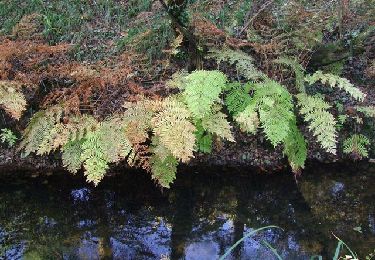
{"left": 239, "top": 0, "right": 274, "bottom": 36}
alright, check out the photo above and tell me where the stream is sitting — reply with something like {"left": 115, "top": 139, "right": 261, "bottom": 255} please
{"left": 0, "top": 163, "right": 374, "bottom": 259}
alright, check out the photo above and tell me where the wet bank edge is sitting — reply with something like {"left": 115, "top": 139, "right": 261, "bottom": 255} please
{"left": 0, "top": 141, "right": 371, "bottom": 180}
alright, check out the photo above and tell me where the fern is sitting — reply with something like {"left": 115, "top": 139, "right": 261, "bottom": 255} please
{"left": 273, "top": 57, "right": 306, "bottom": 93}
{"left": 224, "top": 82, "right": 253, "bottom": 116}
{"left": 255, "top": 80, "right": 295, "bottom": 146}
{"left": 166, "top": 70, "right": 189, "bottom": 89}
{"left": 0, "top": 81, "right": 27, "bottom": 120}
{"left": 62, "top": 140, "right": 84, "bottom": 174}
{"left": 38, "top": 114, "right": 98, "bottom": 155}
{"left": 0, "top": 128, "right": 17, "bottom": 147}
{"left": 356, "top": 106, "right": 375, "bottom": 118}
{"left": 343, "top": 134, "right": 370, "bottom": 159}
{"left": 150, "top": 137, "right": 178, "bottom": 188}
{"left": 151, "top": 98, "right": 196, "bottom": 162}
{"left": 122, "top": 100, "right": 156, "bottom": 144}
{"left": 305, "top": 71, "right": 366, "bottom": 101}
{"left": 182, "top": 70, "right": 227, "bottom": 119}
{"left": 296, "top": 93, "right": 337, "bottom": 154}
{"left": 234, "top": 103, "right": 259, "bottom": 134}
{"left": 80, "top": 130, "right": 109, "bottom": 185}
{"left": 20, "top": 105, "right": 64, "bottom": 156}
{"left": 201, "top": 106, "right": 235, "bottom": 142}
{"left": 208, "top": 48, "right": 266, "bottom": 81}
{"left": 150, "top": 153, "right": 178, "bottom": 188}
{"left": 80, "top": 118, "right": 133, "bottom": 185}
{"left": 194, "top": 120, "right": 213, "bottom": 153}
{"left": 283, "top": 123, "right": 307, "bottom": 172}
{"left": 230, "top": 80, "right": 294, "bottom": 146}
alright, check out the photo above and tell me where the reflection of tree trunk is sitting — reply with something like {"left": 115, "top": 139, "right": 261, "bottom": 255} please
{"left": 170, "top": 176, "right": 194, "bottom": 260}
{"left": 232, "top": 184, "right": 247, "bottom": 258}
{"left": 96, "top": 192, "right": 113, "bottom": 259}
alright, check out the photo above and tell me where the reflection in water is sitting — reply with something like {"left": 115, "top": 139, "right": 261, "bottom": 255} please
{"left": 0, "top": 163, "right": 374, "bottom": 259}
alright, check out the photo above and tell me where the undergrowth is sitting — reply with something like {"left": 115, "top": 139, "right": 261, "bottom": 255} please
{"left": 0, "top": 0, "right": 373, "bottom": 187}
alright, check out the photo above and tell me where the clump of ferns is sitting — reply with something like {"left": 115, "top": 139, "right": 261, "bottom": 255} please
{"left": 18, "top": 56, "right": 367, "bottom": 187}
{"left": 209, "top": 48, "right": 366, "bottom": 170}
{"left": 19, "top": 70, "right": 235, "bottom": 187}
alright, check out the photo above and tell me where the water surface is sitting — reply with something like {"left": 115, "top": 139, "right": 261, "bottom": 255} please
{"left": 0, "top": 163, "right": 374, "bottom": 259}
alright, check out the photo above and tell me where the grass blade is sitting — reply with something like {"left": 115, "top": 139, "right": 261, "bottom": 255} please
{"left": 219, "top": 225, "right": 283, "bottom": 260}
{"left": 262, "top": 240, "right": 283, "bottom": 260}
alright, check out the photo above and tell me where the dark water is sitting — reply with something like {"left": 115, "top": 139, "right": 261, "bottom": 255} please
{"left": 0, "top": 163, "right": 374, "bottom": 260}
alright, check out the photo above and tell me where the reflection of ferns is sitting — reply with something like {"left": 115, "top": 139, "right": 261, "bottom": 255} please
{"left": 305, "top": 71, "right": 365, "bottom": 101}
{"left": 297, "top": 94, "right": 337, "bottom": 154}
{"left": 343, "top": 134, "right": 370, "bottom": 159}
{"left": 208, "top": 48, "right": 266, "bottom": 81}
{"left": 0, "top": 81, "right": 27, "bottom": 120}
{"left": 273, "top": 57, "right": 305, "bottom": 93}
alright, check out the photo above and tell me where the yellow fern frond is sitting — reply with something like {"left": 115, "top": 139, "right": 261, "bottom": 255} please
{"left": 151, "top": 98, "right": 196, "bottom": 162}
{"left": 0, "top": 81, "right": 27, "bottom": 120}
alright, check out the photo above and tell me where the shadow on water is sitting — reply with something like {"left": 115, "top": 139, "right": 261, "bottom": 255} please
{"left": 0, "top": 163, "right": 374, "bottom": 259}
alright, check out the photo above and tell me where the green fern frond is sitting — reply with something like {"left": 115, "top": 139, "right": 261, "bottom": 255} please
{"left": 208, "top": 48, "right": 266, "bottom": 81}
{"left": 80, "top": 130, "right": 109, "bottom": 185}
{"left": 343, "top": 134, "right": 370, "bottom": 159}
{"left": 0, "top": 81, "right": 27, "bottom": 120}
{"left": 356, "top": 106, "right": 375, "bottom": 117}
{"left": 194, "top": 120, "right": 213, "bottom": 154}
{"left": 230, "top": 80, "right": 294, "bottom": 146}
{"left": 150, "top": 136, "right": 178, "bottom": 188}
{"left": 20, "top": 105, "right": 64, "bottom": 156}
{"left": 283, "top": 123, "right": 307, "bottom": 172}
{"left": 201, "top": 107, "right": 235, "bottom": 142}
{"left": 296, "top": 93, "right": 337, "bottom": 154}
{"left": 150, "top": 153, "right": 178, "bottom": 188}
{"left": 80, "top": 118, "right": 133, "bottom": 185}
{"left": 152, "top": 98, "right": 196, "bottom": 162}
{"left": 255, "top": 80, "right": 295, "bottom": 146}
{"left": 183, "top": 70, "right": 227, "bottom": 119}
{"left": 0, "top": 128, "right": 17, "bottom": 147}
{"left": 273, "top": 57, "right": 306, "bottom": 93}
{"left": 224, "top": 82, "right": 253, "bottom": 116}
{"left": 305, "top": 71, "right": 366, "bottom": 101}
{"left": 62, "top": 140, "right": 84, "bottom": 174}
